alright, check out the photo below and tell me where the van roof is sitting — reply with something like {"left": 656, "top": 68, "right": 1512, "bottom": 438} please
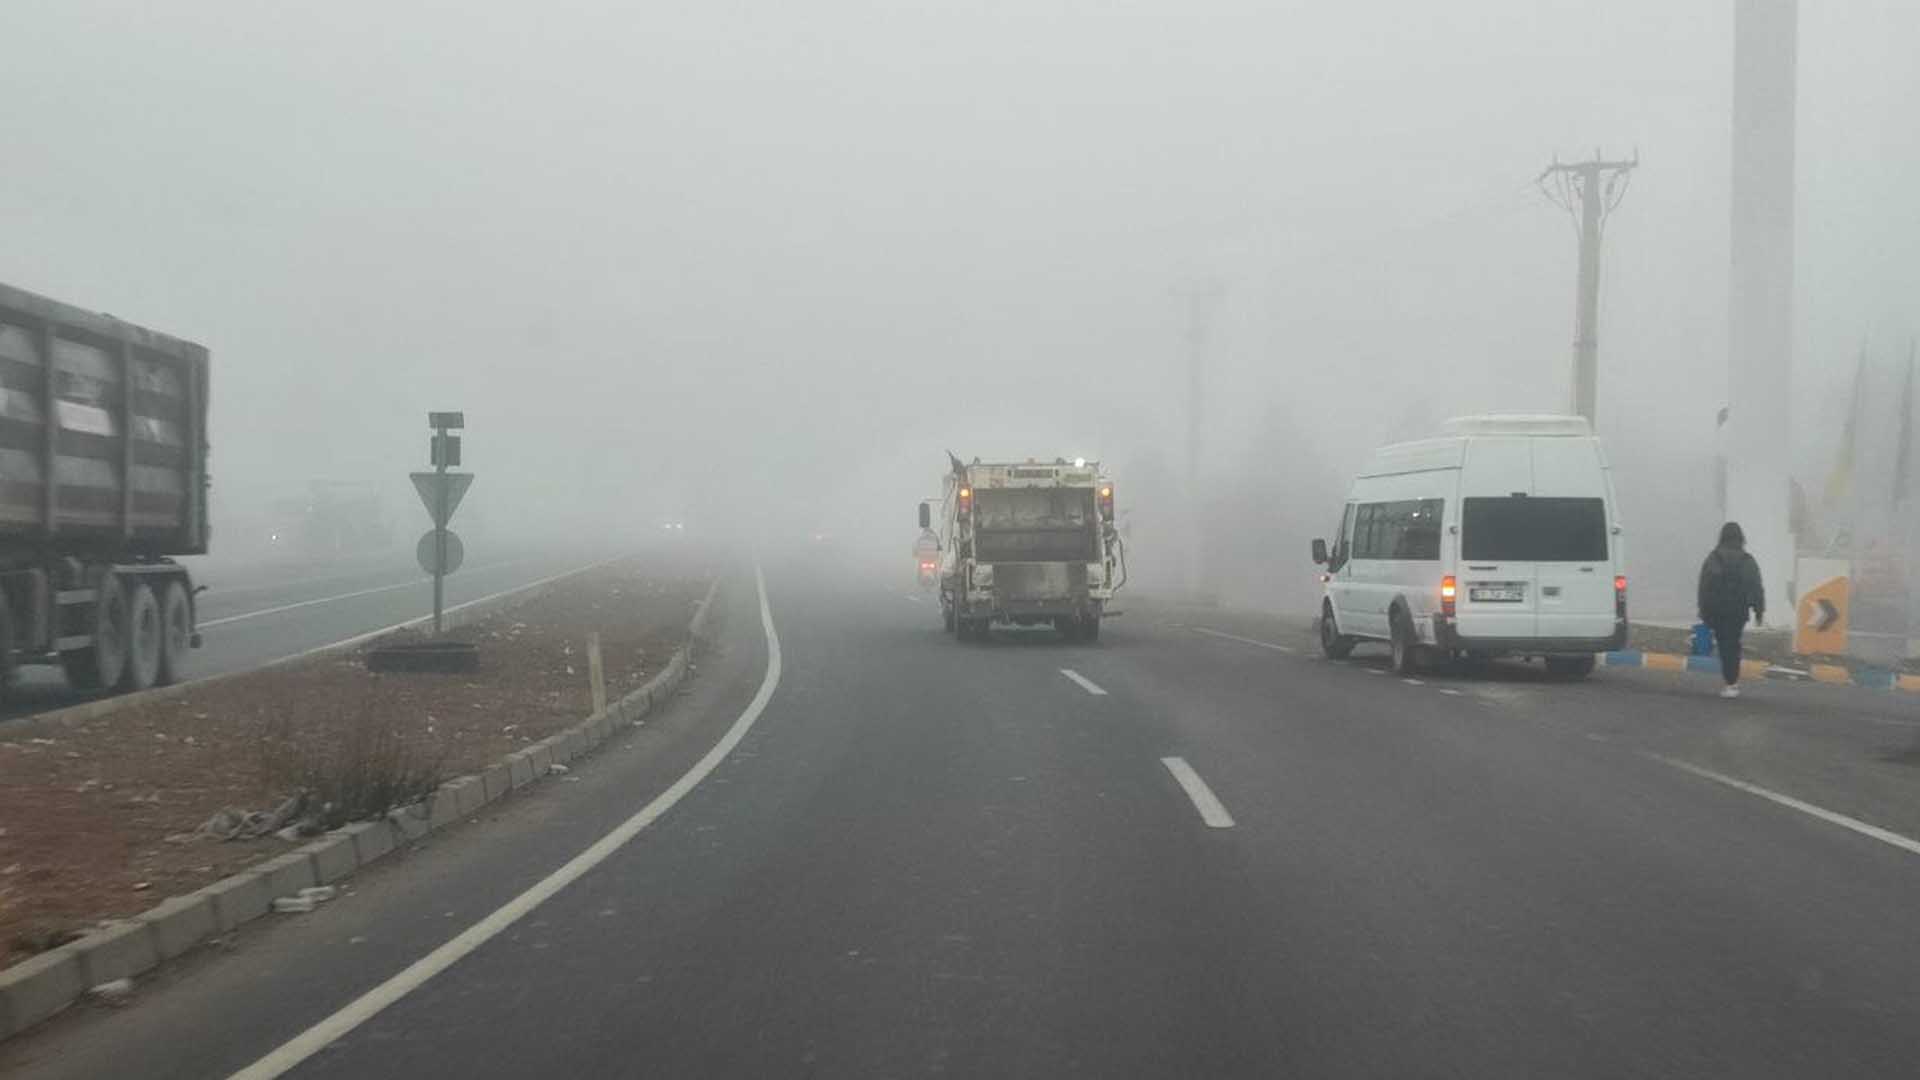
{"left": 1439, "top": 414, "right": 1593, "bottom": 437}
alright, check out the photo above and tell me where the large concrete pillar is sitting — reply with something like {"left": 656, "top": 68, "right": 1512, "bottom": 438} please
{"left": 1727, "top": 0, "right": 1798, "bottom": 607}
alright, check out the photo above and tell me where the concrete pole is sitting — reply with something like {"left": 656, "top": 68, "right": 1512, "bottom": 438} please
{"left": 1573, "top": 162, "right": 1605, "bottom": 423}
{"left": 1727, "top": 0, "right": 1798, "bottom": 608}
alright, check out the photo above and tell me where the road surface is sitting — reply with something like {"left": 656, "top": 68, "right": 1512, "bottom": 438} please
{"left": 0, "top": 546, "right": 616, "bottom": 721}
{"left": 9, "top": 551, "right": 1920, "bottom": 1077}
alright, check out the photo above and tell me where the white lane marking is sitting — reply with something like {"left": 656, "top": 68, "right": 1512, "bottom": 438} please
{"left": 1190, "top": 626, "right": 1296, "bottom": 654}
{"left": 229, "top": 563, "right": 783, "bottom": 1080}
{"left": 1402, "top": 678, "right": 1425, "bottom": 686}
{"left": 1160, "top": 757, "right": 1236, "bottom": 828}
{"left": 1060, "top": 669, "right": 1108, "bottom": 696}
{"left": 1649, "top": 753, "right": 1920, "bottom": 859}
{"left": 1438, "top": 688, "right": 1464, "bottom": 696}
{"left": 1364, "top": 669, "right": 1386, "bottom": 677}
{"left": 904, "top": 593, "right": 923, "bottom": 602}
{"left": 200, "top": 560, "right": 525, "bottom": 628}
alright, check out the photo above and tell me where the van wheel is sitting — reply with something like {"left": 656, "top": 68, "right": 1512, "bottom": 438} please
{"left": 1389, "top": 608, "right": 1423, "bottom": 675}
{"left": 1545, "top": 655, "right": 1597, "bottom": 679}
{"left": 1319, "top": 604, "right": 1355, "bottom": 659}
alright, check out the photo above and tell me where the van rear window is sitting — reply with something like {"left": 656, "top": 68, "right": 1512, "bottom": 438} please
{"left": 1460, "top": 497, "right": 1607, "bottom": 562}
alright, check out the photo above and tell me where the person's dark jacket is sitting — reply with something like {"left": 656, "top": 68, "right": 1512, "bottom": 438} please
{"left": 1698, "top": 545, "right": 1766, "bottom": 625}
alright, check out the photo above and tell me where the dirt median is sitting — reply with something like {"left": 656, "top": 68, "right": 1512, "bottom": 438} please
{"left": 0, "top": 555, "right": 710, "bottom": 971}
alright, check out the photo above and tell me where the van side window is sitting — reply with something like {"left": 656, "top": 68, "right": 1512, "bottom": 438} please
{"left": 1395, "top": 498, "right": 1443, "bottom": 560}
{"left": 1353, "top": 499, "right": 1442, "bottom": 561}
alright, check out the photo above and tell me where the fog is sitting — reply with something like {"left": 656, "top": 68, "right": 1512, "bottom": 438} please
{"left": 3, "top": 1, "right": 1917, "bottom": 612}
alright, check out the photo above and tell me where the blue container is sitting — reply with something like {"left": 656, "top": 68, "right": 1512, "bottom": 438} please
{"left": 1690, "top": 622, "right": 1715, "bottom": 657}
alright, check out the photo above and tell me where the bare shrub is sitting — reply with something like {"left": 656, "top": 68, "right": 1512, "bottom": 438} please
{"left": 254, "top": 681, "right": 452, "bottom": 830}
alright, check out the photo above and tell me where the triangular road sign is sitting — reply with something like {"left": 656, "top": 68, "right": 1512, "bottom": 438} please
{"left": 411, "top": 471, "right": 474, "bottom": 528}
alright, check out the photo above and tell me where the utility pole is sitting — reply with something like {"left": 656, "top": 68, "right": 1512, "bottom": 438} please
{"left": 1172, "top": 280, "right": 1224, "bottom": 598}
{"left": 1538, "top": 151, "right": 1638, "bottom": 425}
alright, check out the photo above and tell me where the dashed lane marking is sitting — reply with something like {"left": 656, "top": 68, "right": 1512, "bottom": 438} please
{"left": 1060, "top": 669, "right": 1109, "bottom": 696}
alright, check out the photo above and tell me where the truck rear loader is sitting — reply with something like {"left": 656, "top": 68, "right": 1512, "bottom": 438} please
{"left": 920, "top": 456, "right": 1123, "bottom": 642}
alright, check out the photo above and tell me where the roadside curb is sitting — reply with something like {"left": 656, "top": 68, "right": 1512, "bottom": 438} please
{"left": 1600, "top": 649, "right": 1920, "bottom": 692}
{"left": 0, "top": 572, "right": 722, "bottom": 1043}
{"left": 18, "top": 556, "right": 628, "bottom": 735}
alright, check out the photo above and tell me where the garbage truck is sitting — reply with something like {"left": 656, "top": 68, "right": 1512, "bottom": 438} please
{"left": 0, "top": 282, "right": 209, "bottom": 694}
{"left": 919, "top": 455, "right": 1124, "bottom": 641}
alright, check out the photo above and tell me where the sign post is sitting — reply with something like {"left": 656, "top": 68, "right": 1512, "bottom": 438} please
{"left": 413, "top": 411, "right": 472, "bottom": 634}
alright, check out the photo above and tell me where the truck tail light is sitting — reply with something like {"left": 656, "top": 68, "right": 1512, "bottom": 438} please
{"left": 1098, "top": 484, "right": 1115, "bottom": 521}
{"left": 1615, "top": 574, "right": 1627, "bottom": 618}
{"left": 1440, "top": 575, "right": 1457, "bottom": 618}
{"left": 958, "top": 487, "right": 972, "bottom": 517}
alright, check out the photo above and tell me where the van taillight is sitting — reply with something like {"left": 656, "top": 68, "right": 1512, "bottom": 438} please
{"left": 1615, "top": 575, "right": 1628, "bottom": 618}
{"left": 1440, "top": 575, "right": 1457, "bottom": 618}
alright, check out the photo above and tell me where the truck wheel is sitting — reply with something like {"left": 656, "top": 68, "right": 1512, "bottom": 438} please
{"left": 944, "top": 602, "right": 957, "bottom": 634}
{"left": 62, "top": 574, "right": 130, "bottom": 692}
{"left": 122, "top": 582, "right": 162, "bottom": 692}
{"left": 1389, "top": 607, "right": 1423, "bottom": 675}
{"left": 0, "top": 598, "right": 15, "bottom": 694}
{"left": 1079, "top": 613, "right": 1101, "bottom": 642}
{"left": 1319, "top": 603, "right": 1356, "bottom": 659}
{"left": 157, "top": 580, "right": 192, "bottom": 686}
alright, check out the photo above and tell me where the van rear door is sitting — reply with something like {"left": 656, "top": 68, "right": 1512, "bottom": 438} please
{"left": 1460, "top": 496, "right": 1611, "bottom": 641}
{"left": 1527, "top": 437, "right": 1615, "bottom": 640}
{"left": 1454, "top": 439, "right": 1535, "bottom": 641}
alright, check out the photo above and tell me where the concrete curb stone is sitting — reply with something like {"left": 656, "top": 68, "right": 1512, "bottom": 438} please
{"left": 480, "top": 762, "right": 513, "bottom": 804}
{"left": 197, "top": 871, "right": 271, "bottom": 933}
{"left": 0, "top": 944, "right": 84, "bottom": 1041}
{"left": 0, "top": 569, "right": 720, "bottom": 1045}
{"left": 255, "top": 851, "right": 319, "bottom": 902}
{"left": 343, "top": 821, "right": 395, "bottom": 867}
{"left": 506, "top": 751, "right": 536, "bottom": 790}
{"left": 526, "top": 742, "right": 553, "bottom": 777}
{"left": 139, "top": 894, "right": 217, "bottom": 961}
{"left": 74, "top": 921, "right": 158, "bottom": 987}
{"left": 299, "top": 835, "right": 359, "bottom": 885}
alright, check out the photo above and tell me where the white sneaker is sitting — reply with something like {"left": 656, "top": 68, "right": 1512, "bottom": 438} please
{"left": 1719, "top": 685, "right": 1741, "bottom": 699}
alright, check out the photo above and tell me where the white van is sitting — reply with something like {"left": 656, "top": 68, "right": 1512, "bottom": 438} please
{"left": 1310, "top": 414, "right": 1627, "bottom": 676}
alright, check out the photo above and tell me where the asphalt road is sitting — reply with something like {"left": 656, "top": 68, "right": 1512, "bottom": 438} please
{"left": 10, "top": 551, "right": 1920, "bottom": 1077}
{"left": 0, "top": 545, "right": 616, "bottom": 721}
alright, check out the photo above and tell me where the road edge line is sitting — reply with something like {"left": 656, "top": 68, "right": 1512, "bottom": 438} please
{"left": 1647, "top": 753, "right": 1920, "bottom": 858}
{"left": 223, "top": 564, "right": 778, "bottom": 1079}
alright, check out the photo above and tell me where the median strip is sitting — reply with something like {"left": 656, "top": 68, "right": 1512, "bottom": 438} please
{"left": 0, "top": 561, "right": 719, "bottom": 1043}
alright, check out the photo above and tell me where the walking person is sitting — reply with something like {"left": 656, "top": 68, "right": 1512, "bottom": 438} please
{"left": 1698, "top": 522, "right": 1766, "bottom": 698}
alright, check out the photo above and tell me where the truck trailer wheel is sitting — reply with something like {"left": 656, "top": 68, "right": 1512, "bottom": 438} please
{"left": 122, "top": 582, "right": 162, "bottom": 692}
{"left": 157, "top": 580, "right": 192, "bottom": 686}
{"left": 1078, "top": 612, "right": 1101, "bottom": 642}
{"left": 62, "top": 574, "right": 130, "bottom": 692}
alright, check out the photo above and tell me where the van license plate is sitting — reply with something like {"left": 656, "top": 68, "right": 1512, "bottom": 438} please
{"left": 1470, "top": 586, "right": 1525, "bottom": 602}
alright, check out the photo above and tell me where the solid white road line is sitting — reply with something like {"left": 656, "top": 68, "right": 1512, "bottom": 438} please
{"left": 200, "top": 559, "right": 525, "bottom": 629}
{"left": 1191, "top": 626, "right": 1296, "bottom": 654}
{"left": 1059, "top": 669, "right": 1108, "bottom": 696}
{"left": 1160, "top": 757, "right": 1236, "bottom": 829}
{"left": 228, "top": 563, "right": 783, "bottom": 1080}
{"left": 1649, "top": 753, "right": 1920, "bottom": 859}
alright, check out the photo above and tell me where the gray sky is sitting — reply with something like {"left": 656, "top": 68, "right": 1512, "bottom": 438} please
{"left": 2, "top": 1, "right": 1915, "bottom": 580}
